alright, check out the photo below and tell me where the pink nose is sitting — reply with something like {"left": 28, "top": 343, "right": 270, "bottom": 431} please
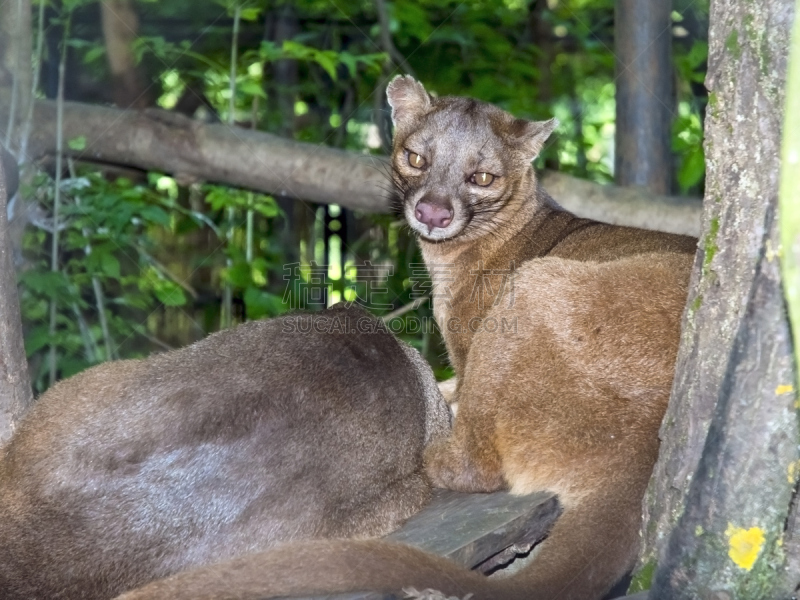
{"left": 415, "top": 202, "right": 453, "bottom": 230}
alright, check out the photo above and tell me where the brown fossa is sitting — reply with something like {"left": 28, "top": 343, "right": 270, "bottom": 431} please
{"left": 116, "top": 76, "right": 696, "bottom": 600}
{"left": 0, "top": 304, "right": 451, "bottom": 600}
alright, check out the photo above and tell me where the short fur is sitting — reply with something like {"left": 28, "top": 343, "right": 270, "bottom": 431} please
{"left": 115, "top": 78, "right": 697, "bottom": 600}
{"left": 0, "top": 304, "right": 451, "bottom": 599}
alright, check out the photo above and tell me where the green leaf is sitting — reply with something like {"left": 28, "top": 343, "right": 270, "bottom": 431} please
{"left": 240, "top": 7, "right": 261, "bottom": 21}
{"left": 206, "top": 186, "right": 233, "bottom": 212}
{"left": 154, "top": 280, "right": 187, "bottom": 307}
{"left": 238, "top": 79, "right": 267, "bottom": 99}
{"left": 68, "top": 136, "right": 87, "bottom": 151}
{"left": 259, "top": 40, "right": 283, "bottom": 62}
{"left": 244, "top": 286, "right": 285, "bottom": 320}
{"left": 100, "top": 253, "right": 121, "bottom": 279}
{"left": 678, "top": 146, "right": 706, "bottom": 191}
{"left": 19, "top": 270, "right": 70, "bottom": 298}
{"left": 226, "top": 261, "right": 252, "bottom": 288}
{"left": 24, "top": 325, "right": 52, "bottom": 356}
{"left": 355, "top": 52, "right": 387, "bottom": 74}
{"left": 82, "top": 46, "right": 106, "bottom": 64}
{"left": 339, "top": 52, "right": 359, "bottom": 77}
{"left": 282, "top": 40, "right": 313, "bottom": 60}
{"left": 253, "top": 195, "right": 280, "bottom": 218}
{"left": 140, "top": 205, "right": 171, "bottom": 226}
{"left": 59, "top": 357, "right": 91, "bottom": 380}
{"left": 394, "top": 0, "right": 434, "bottom": 40}
{"left": 314, "top": 51, "right": 339, "bottom": 80}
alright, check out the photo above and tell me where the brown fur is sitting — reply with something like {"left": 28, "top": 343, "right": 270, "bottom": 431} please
{"left": 0, "top": 304, "right": 450, "bottom": 599}
{"left": 115, "top": 77, "right": 696, "bottom": 600}
{"left": 404, "top": 75, "right": 695, "bottom": 598}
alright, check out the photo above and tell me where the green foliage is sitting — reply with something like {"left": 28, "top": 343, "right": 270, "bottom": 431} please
{"left": 205, "top": 185, "right": 280, "bottom": 218}
{"left": 18, "top": 168, "right": 288, "bottom": 391}
{"left": 674, "top": 102, "right": 705, "bottom": 192}
{"left": 19, "top": 172, "right": 172, "bottom": 386}
{"left": 21, "top": 0, "right": 709, "bottom": 389}
{"left": 673, "top": 39, "right": 709, "bottom": 194}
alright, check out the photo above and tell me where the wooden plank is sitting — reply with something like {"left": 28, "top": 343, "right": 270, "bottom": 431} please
{"left": 388, "top": 489, "right": 559, "bottom": 570}
{"left": 276, "top": 489, "right": 560, "bottom": 600}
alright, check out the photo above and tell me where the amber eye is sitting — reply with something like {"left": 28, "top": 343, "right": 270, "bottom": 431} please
{"left": 407, "top": 151, "right": 426, "bottom": 169}
{"left": 470, "top": 172, "right": 495, "bottom": 187}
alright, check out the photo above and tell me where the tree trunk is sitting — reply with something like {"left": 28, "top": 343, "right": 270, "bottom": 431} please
{"left": 0, "top": 93, "right": 703, "bottom": 235}
{"left": 264, "top": 4, "right": 298, "bottom": 138}
{"left": 779, "top": 1, "right": 800, "bottom": 592}
{"left": 0, "top": 0, "right": 33, "bottom": 153}
{"left": 0, "top": 146, "right": 33, "bottom": 446}
{"left": 641, "top": 1, "right": 798, "bottom": 597}
{"left": 263, "top": 4, "right": 301, "bottom": 265}
{"left": 100, "top": 0, "right": 152, "bottom": 109}
{"left": 614, "top": 0, "right": 673, "bottom": 194}
{"left": 781, "top": 0, "right": 800, "bottom": 424}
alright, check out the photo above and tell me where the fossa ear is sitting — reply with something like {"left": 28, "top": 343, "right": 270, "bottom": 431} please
{"left": 386, "top": 75, "right": 432, "bottom": 127}
{"left": 509, "top": 117, "right": 559, "bottom": 161}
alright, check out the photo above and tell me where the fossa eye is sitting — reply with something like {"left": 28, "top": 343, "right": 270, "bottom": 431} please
{"left": 407, "top": 151, "right": 427, "bottom": 169}
{"left": 470, "top": 172, "right": 495, "bottom": 187}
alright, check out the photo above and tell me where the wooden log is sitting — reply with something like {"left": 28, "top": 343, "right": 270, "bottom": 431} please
{"left": 0, "top": 93, "right": 702, "bottom": 236}
{"left": 542, "top": 171, "right": 700, "bottom": 237}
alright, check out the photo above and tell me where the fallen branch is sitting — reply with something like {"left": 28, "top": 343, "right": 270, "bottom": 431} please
{"left": 3, "top": 94, "right": 702, "bottom": 236}
{"left": 382, "top": 295, "right": 429, "bottom": 321}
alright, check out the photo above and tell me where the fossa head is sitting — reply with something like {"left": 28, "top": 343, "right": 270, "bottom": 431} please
{"left": 386, "top": 76, "right": 558, "bottom": 243}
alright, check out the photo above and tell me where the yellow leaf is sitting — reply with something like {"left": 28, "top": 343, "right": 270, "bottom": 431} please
{"left": 776, "top": 384, "right": 794, "bottom": 395}
{"left": 725, "top": 525, "right": 765, "bottom": 571}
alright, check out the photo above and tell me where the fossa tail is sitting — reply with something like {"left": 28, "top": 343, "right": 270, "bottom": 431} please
{"left": 117, "top": 475, "right": 647, "bottom": 600}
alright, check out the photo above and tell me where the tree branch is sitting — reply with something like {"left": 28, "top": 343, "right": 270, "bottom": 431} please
{"left": 4, "top": 94, "right": 702, "bottom": 236}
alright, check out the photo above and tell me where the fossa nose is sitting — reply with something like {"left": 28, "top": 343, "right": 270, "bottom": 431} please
{"left": 415, "top": 197, "right": 454, "bottom": 231}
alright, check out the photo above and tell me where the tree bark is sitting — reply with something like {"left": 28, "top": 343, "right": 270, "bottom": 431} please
{"left": 650, "top": 200, "right": 797, "bottom": 599}
{"left": 781, "top": 0, "right": 800, "bottom": 421}
{"left": 641, "top": 1, "right": 798, "bottom": 596}
{"left": 0, "top": 0, "right": 33, "bottom": 152}
{"left": 264, "top": 4, "right": 298, "bottom": 138}
{"left": 100, "top": 0, "right": 152, "bottom": 109}
{"left": 1, "top": 93, "right": 703, "bottom": 236}
{"left": 1, "top": 144, "right": 19, "bottom": 200}
{"left": 0, "top": 145, "right": 33, "bottom": 446}
{"left": 614, "top": 0, "right": 673, "bottom": 194}
{"left": 779, "top": 2, "right": 800, "bottom": 591}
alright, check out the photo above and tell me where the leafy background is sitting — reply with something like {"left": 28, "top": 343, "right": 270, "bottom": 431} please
{"left": 15, "top": 0, "right": 708, "bottom": 391}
